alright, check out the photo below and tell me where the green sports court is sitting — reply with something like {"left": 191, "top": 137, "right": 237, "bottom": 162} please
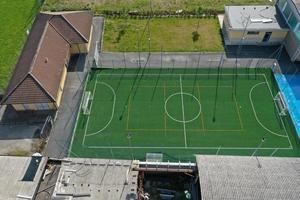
{"left": 69, "top": 68, "right": 300, "bottom": 161}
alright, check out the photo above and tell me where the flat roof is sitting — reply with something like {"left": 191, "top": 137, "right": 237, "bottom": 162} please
{"left": 225, "top": 6, "right": 288, "bottom": 30}
{"left": 52, "top": 158, "right": 138, "bottom": 199}
{"left": 292, "top": 0, "right": 300, "bottom": 15}
{"left": 196, "top": 155, "right": 300, "bottom": 200}
{"left": 0, "top": 156, "right": 46, "bottom": 199}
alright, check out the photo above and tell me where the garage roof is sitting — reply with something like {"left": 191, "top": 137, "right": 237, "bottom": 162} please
{"left": 225, "top": 6, "right": 288, "bottom": 30}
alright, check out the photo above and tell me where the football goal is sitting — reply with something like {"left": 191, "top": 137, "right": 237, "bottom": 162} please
{"left": 82, "top": 91, "right": 91, "bottom": 115}
{"left": 274, "top": 92, "right": 288, "bottom": 116}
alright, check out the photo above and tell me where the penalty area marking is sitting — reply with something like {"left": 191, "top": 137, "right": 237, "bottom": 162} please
{"left": 262, "top": 74, "right": 293, "bottom": 148}
{"left": 81, "top": 73, "right": 293, "bottom": 150}
{"left": 82, "top": 81, "right": 116, "bottom": 146}
{"left": 249, "top": 82, "right": 288, "bottom": 138}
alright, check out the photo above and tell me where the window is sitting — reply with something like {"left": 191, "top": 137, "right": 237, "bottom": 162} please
{"left": 294, "top": 26, "right": 300, "bottom": 40}
{"left": 278, "top": 0, "right": 286, "bottom": 10}
{"left": 288, "top": 14, "right": 298, "bottom": 30}
{"left": 23, "top": 104, "right": 31, "bottom": 110}
{"left": 247, "top": 31, "right": 259, "bottom": 35}
{"left": 262, "top": 32, "right": 272, "bottom": 42}
{"left": 36, "top": 103, "right": 49, "bottom": 110}
{"left": 283, "top": 3, "right": 292, "bottom": 19}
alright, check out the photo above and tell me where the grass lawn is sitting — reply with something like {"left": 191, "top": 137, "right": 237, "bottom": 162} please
{"left": 70, "top": 68, "right": 300, "bottom": 161}
{"left": 42, "top": 0, "right": 271, "bottom": 15}
{"left": 0, "top": 0, "right": 40, "bottom": 94}
{"left": 103, "top": 18, "right": 224, "bottom": 52}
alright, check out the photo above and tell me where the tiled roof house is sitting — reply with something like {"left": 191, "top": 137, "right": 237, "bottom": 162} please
{"left": 1, "top": 11, "right": 93, "bottom": 111}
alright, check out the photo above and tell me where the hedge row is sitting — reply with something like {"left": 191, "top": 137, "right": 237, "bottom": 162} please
{"left": 42, "top": 3, "right": 222, "bottom": 17}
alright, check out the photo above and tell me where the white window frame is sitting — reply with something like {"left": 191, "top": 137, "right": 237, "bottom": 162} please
{"left": 282, "top": 1, "right": 287, "bottom": 11}
{"left": 294, "top": 22, "right": 300, "bottom": 32}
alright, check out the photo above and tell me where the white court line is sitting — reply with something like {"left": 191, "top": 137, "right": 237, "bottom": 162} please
{"left": 84, "top": 145, "right": 293, "bottom": 150}
{"left": 262, "top": 74, "right": 293, "bottom": 148}
{"left": 96, "top": 73, "right": 267, "bottom": 77}
{"left": 86, "top": 81, "right": 116, "bottom": 136}
{"left": 249, "top": 82, "right": 287, "bottom": 138}
{"left": 68, "top": 73, "right": 89, "bottom": 156}
{"left": 82, "top": 77, "right": 99, "bottom": 146}
{"left": 80, "top": 72, "right": 293, "bottom": 151}
{"left": 164, "top": 92, "right": 201, "bottom": 123}
{"left": 179, "top": 75, "right": 187, "bottom": 148}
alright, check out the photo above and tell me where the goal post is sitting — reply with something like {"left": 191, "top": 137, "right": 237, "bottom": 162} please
{"left": 274, "top": 92, "right": 288, "bottom": 116}
{"left": 82, "top": 91, "right": 91, "bottom": 115}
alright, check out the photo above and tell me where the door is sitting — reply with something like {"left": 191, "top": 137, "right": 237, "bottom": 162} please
{"left": 262, "top": 32, "right": 272, "bottom": 42}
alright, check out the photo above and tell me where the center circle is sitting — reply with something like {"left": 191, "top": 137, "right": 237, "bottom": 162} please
{"left": 164, "top": 92, "right": 201, "bottom": 123}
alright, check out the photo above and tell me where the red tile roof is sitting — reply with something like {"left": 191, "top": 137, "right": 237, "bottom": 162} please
{"left": 1, "top": 11, "right": 92, "bottom": 105}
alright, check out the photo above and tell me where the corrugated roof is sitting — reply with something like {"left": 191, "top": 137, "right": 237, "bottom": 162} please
{"left": 196, "top": 155, "right": 300, "bottom": 200}
{"left": 1, "top": 11, "right": 92, "bottom": 105}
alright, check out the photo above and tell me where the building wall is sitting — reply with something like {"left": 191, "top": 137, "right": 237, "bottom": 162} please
{"left": 10, "top": 24, "right": 93, "bottom": 111}
{"left": 55, "top": 65, "right": 68, "bottom": 108}
{"left": 13, "top": 64, "right": 68, "bottom": 111}
{"left": 223, "top": 10, "right": 288, "bottom": 45}
{"left": 225, "top": 29, "right": 288, "bottom": 45}
{"left": 12, "top": 103, "right": 56, "bottom": 111}
{"left": 70, "top": 43, "right": 88, "bottom": 54}
{"left": 87, "top": 25, "right": 93, "bottom": 52}
{"left": 223, "top": 4, "right": 289, "bottom": 46}
{"left": 277, "top": 0, "right": 300, "bottom": 61}
{"left": 69, "top": 25, "right": 93, "bottom": 54}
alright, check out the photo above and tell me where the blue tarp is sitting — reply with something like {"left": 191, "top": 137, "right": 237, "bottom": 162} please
{"left": 274, "top": 74, "right": 300, "bottom": 137}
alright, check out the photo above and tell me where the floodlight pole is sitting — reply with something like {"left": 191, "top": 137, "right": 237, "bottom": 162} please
{"left": 216, "top": 146, "right": 221, "bottom": 155}
{"left": 270, "top": 148, "right": 278, "bottom": 157}
{"left": 127, "top": 133, "right": 134, "bottom": 160}
{"left": 233, "top": 15, "right": 251, "bottom": 98}
{"left": 184, "top": 57, "right": 188, "bottom": 75}
{"left": 123, "top": 52, "right": 127, "bottom": 69}
{"left": 251, "top": 137, "right": 265, "bottom": 157}
{"left": 212, "top": 53, "right": 224, "bottom": 122}
{"left": 151, "top": 46, "right": 163, "bottom": 100}
{"left": 192, "top": 52, "right": 201, "bottom": 95}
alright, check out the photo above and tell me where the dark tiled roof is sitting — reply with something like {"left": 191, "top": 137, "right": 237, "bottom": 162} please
{"left": 4, "top": 13, "right": 52, "bottom": 101}
{"left": 49, "top": 15, "right": 86, "bottom": 44}
{"left": 63, "top": 11, "right": 93, "bottom": 41}
{"left": 4, "top": 75, "right": 53, "bottom": 104}
{"left": 1, "top": 11, "right": 92, "bottom": 105}
{"left": 30, "top": 24, "right": 70, "bottom": 99}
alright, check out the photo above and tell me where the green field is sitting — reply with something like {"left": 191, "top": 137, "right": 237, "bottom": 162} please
{"left": 70, "top": 68, "right": 300, "bottom": 161}
{"left": 103, "top": 18, "right": 224, "bottom": 52}
{"left": 42, "top": 0, "right": 271, "bottom": 15}
{"left": 0, "top": 0, "right": 40, "bottom": 93}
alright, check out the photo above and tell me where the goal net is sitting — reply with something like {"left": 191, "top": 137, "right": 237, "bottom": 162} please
{"left": 146, "top": 153, "right": 163, "bottom": 162}
{"left": 274, "top": 92, "right": 288, "bottom": 116}
{"left": 82, "top": 91, "right": 91, "bottom": 115}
